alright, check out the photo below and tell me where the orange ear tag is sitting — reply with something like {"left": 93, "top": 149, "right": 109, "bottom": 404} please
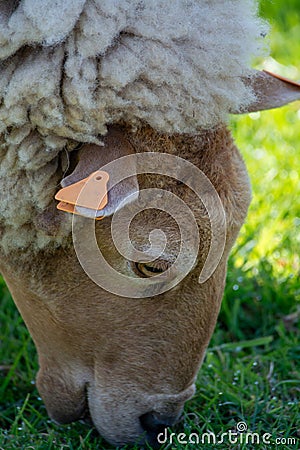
{"left": 55, "top": 170, "right": 109, "bottom": 220}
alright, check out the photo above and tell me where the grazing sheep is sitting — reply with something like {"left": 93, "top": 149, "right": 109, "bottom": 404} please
{"left": 0, "top": 0, "right": 299, "bottom": 447}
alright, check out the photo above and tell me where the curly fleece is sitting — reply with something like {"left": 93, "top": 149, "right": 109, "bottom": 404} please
{"left": 0, "top": 0, "right": 267, "bottom": 252}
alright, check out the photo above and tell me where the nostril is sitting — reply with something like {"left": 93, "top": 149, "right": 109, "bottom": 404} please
{"left": 140, "top": 411, "right": 180, "bottom": 433}
{"left": 79, "top": 407, "right": 93, "bottom": 426}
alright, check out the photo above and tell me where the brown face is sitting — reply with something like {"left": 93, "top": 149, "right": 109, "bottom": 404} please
{"left": 1, "top": 127, "right": 251, "bottom": 447}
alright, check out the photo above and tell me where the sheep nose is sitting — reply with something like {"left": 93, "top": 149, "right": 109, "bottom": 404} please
{"left": 140, "top": 411, "right": 178, "bottom": 431}
{"left": 141, "top": 409, "right": 182, "bottom": 431}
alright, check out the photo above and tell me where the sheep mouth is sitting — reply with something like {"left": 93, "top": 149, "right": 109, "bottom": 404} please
{"left": 79, "top": 384, "right": 93, "bottom": 425}
{"left": 79, "top": 407, "right": 93, "bottom": 426}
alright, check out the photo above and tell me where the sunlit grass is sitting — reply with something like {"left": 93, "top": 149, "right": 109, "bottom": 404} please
{"left": 231, "top": 105, "right": 300, "bottom": 278}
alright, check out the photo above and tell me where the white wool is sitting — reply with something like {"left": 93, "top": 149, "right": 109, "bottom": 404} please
{"left": 0, "top": 0, "right": 268, "bottom": 252}
{"left": 0, "top": 0, "right": 267, "bottom": 136}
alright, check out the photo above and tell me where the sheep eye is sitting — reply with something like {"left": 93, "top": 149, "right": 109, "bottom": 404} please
{"left": 134, "top": 262, "right": 167, "bottom": 278}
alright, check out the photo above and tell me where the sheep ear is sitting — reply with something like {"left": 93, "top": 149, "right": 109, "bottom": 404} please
{"left": 237, "top": 70, "right": 300, "bottom": 113}
{"left": 60, "top": 127, "right": 139, "bottom": 218}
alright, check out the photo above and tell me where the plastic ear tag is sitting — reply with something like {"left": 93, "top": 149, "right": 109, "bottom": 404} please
{"left": 55, "top": 170, "right": 109, "bottom": 219}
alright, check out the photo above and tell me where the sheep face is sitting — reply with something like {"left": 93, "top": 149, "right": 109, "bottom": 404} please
{"left": 1, "top": 0, "right": 300, "bottom": 444}
{"left": 0, "top": 125, "right": 251, "bottom": 447}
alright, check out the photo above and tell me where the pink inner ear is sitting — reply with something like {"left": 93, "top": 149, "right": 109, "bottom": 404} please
{"left": 60, "top": 126, "right": 139, "bottom": 218}
{"left": 236, "top": 69, "right": 300, "bottom": 114}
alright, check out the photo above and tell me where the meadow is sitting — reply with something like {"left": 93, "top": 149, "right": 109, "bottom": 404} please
{"left": 0, "top": 1, "right": 299, "bottom": 449}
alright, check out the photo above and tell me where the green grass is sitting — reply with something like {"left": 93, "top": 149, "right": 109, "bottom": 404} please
{"left": 1, "top": 2, "right": 300, "bottom": 449}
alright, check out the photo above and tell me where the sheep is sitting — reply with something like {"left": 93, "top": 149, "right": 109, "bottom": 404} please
{"left": 0, "top": 0, "right": 299, "bottom": 447}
